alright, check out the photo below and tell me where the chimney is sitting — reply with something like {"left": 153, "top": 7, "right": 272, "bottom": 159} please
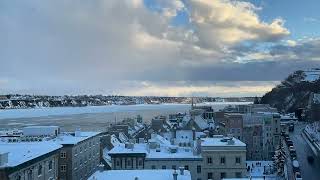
{"left": 192, "top": 127, "right": 196, "bottom": 140}
{"left": 173, "top": 170, "right": 178, "bottom": 180}
{"left": 75, "top": 128, "right": 81, "bottom": 137}
{"left": 179, "top": 167, "right": 184, "bottom": 175}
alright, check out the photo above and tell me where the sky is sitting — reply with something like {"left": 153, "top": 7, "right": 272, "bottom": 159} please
{"left": 1, "top": 0, "right": 320, "bottom": 97}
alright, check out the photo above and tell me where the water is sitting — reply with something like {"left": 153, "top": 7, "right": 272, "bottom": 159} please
{"left": 0, "top": 102, "right": 251, "bottom": 131}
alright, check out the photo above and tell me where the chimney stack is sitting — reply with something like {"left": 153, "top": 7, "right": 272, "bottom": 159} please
{"left": 192, "top": 127, "right": 196, "bottom": 140}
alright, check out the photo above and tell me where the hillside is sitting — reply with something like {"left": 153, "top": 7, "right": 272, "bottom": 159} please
{"left": 260, "top": 69, "right": 320, "bottom": 113}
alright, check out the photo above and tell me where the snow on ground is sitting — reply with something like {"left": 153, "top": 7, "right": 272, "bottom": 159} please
{"left": 0, "top": 102, "right": 252, "bottom": 120}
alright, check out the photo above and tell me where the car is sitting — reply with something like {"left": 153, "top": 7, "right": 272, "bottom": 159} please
{"left": 289, "top": 124, "right": 295, "bottom": 132}
{"left": 287, "top": 140, "right": 293, "bottom": 146}
{"left": 292, "top": 160, "right": 300, "bottom": 173}
{"left": 295, "top": 172, "right": 302, "bottom": 180}
{"left": 307, "top": 156, "right": 314, "bottom": 164}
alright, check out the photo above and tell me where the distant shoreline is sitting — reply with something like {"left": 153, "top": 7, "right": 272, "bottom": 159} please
{"left": 0, "top": 102, "right": 252, "bottom": 120}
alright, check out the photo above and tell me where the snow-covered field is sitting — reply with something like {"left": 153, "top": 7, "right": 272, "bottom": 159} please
{"left": 0, "top": 102, "right": 251, "bottom": 120}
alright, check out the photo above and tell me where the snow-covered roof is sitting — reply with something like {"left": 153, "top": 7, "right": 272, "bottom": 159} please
{"left": 201, "top": 137, "right": 246, "bottom": 147}
{"left": 147, "top": 146, "right": 200, "bottom": 159}
{"left": 108, "top": 143, "right": 147, "bottom": 155}
{"left": 0, "top": 142, "right": 62, "bottom": 168}
{"left": 52, "top": 131, "right": 100, "bottom": 145}
{"left": 88, "top": 170, "right": 191, "bottom": 180}
{"left": 194, "top": 115, "right": 208, "bottom": 130}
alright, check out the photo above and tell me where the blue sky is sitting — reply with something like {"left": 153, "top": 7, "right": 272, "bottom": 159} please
{"left": 1, "top": 0, "right": 320, "bottom": 97}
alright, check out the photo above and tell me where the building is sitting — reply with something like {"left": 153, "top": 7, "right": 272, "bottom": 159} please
{"left": 224, "top": 113, "right": 243, "bottom": 141}
{"left": 307, "top": 93, "right": 320, "bottom": 122}
{"left": 88, "top": 169, "right": 192, "bottom": 180}
{"left": 0, "top": 142, "right": 61, "bottom": 180}
{"left": 107, "top": 133, "right": 247, "bottom": 180}
{"left": 201, "top": 136, "right": 246, "bottom": 180}
{"left": 243, "top": 112, "right": 280, "bottom": 160}
{"left": 53, "top": 130, "right": 101, "bottom": 180}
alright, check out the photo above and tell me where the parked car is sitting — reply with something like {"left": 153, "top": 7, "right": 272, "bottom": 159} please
{"left": 287, "top": 140, "right": 293, "bottom": 146}
{"left": 295, "top": 172, "right": 302, "bottom": 180}
{"left": 292, "top": 160, "right": 300, "bottom": 173}
{"left": 289, "top": 124, "right": 295, "bottom": 132}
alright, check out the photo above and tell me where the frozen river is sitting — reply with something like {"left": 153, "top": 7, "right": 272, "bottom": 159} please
{"left": 0, "top": 102, "right": 251, "bottom": 131}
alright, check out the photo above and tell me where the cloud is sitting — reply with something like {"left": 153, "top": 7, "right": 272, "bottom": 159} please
{"left": 0, "top": 0, "right": 317, "bottom": 97}
{"left": 304, "top": 17, "right": 320, "bottom": 23}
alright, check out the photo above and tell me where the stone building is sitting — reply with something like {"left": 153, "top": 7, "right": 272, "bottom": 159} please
{"left": 54, "top": 131, "right": 101, "bottom": 180}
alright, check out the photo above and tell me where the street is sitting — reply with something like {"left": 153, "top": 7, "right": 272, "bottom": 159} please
{"left": 289, "top": 122, "right": 320, "bottom": 180}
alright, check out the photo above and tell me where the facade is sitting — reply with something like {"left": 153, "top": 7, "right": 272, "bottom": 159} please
{"left": 224, "top": 113, "right": 243, "bottom": 141}
{"left": 201, "top": 137, "right": 247, "bottom": 180}
{"left": 55, "top": 131, "right": 101, "bottom": 180}
{"left": 243, "top": 112, "right": 280, "bottom": 160}
{"left": 0, "top": 142, "right": 61, "bottom": 180}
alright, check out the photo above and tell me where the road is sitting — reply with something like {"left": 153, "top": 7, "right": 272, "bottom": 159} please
{"left": 289, "top": 122, "right": 320, "bottom": 180}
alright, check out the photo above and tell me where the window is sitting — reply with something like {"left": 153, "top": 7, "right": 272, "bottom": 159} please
{"left": 184, "top": 165, "right": 189, "bottom": 170}
{"left": 220, "top": 172, "right": 226, "bottom": 179}
{"left": 27, "top": 170, "right": 32, "bottom": 180}
{"left": 172, "top": 165, "right": 176, "bottom": 170}
{"left": 235, "top": 172, "right": 242, "bottom": 178}
{"left": 127, "top": 160, "right": 131, "bottom": 166}
{"left": 207, "top": 157, "right": 212, "bottom": 164}
{"left": 197, "top": 165, "right": 201, "bottom": 173}
{"left": 162, "top": 165, "right": 166, "bottom": 169}
{"left": 236, "top": 157, "right": 241, "bottom": 164}
{"left": 38, "top": 165, "right": 42, "bottom": 176}
{"left": 61, "top": 165, "right": 67, "bottom": 172}
{"left": 220, "top": 157, "right": 226, "bottom": 165}
{"left": 138, "top": 160, "right": 143, "bottom": 166}
{"left": 151, "top": 165, "right": 156, "bottom": 169}
{"left": 49, "top": 160, "right": 53, "bottom": 170}
{"left": 60, "top": 152, "right": 66, "bottom": 158}
{"left": 208, "top": 172, "right": 213, "bottom": 179}
{"left": 15, "top": 175, "right": 21, "bottom": 180}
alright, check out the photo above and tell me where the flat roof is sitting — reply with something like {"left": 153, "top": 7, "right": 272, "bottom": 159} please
{"left": 201, "top": 137, "right": 246, "bottom": 147}
{"left": 0, "top": 142, "right": 62, "bottom": 168}
{"left": 108, "top": 143, "right": 147, "bottom": 155}
{"left": 88, "top": 170, "right": 191, "bottom": 180}
{"left": 52, "top": 131, "right": 100, "bottom": 145}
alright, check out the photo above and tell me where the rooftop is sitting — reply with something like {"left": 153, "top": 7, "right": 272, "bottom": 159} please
{"left": 52, "top": 131, "right": 100, "bottom": 145}
{"left": 88, "top": 170, "right": 191, "bottom": 180}
{"left": 0, "top": 142, "right": 62, "bottom": 168}
{"left": 201, "top": 137, "right": 246, "bottom": 147}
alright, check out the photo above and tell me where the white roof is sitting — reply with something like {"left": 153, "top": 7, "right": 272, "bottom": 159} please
{"left": 0, "top": 142, "right": 62, "bottom": 167}
{"left": 201, "top": 137, "right": 246, "bottom": 147}
{"left": 52, "top": 132, "right": 100, "bottom": 145}
{"left": 88, "top": 170, "right": 191, "bottom": 180}
{"left": 108, "top": 143, "right": 147, "bottom": 155}
{"left": 147, "top": 146, "right": 200, "bottom": 159}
